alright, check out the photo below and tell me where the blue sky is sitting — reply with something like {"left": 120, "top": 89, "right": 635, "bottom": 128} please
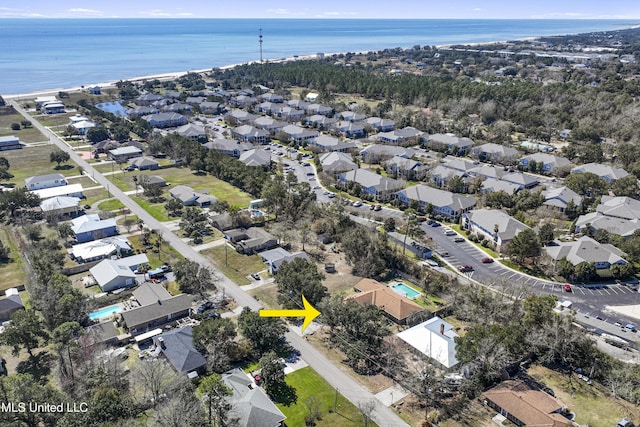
{"left": 2, "top": 1, "right": 640, "bottom": 19}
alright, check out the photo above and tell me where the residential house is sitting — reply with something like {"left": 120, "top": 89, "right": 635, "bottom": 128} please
{"left": 376, "top": 127, "right": 424, "bottom": 145}
{"left": 365, "top": 117, "right": 395, "bottom": 132}
{"left": 480, "top": 178, "right": 521, "bottom": 195}
{"left": 43, "top": 102, "right": 65, "bottom": 114}
{"left": 597, "top": 196, "right": 640, "bottom": 220}
{"left": 570, "top": 162, "right": 629, "bottom": 183}
{"left": 253, "top": 117, "right": 287, "bottom": 133}
{"left": 319, "top": 152, "right": 358, "bottom": 176}
{"left": 184, "top": 96, "right": 206, "bottom": 105}
{"left": 31, "top": 183, "right": 84, "bottom": 200}
{"left": 204, "top": 139, "right": 253, "bottom": 157}
{"left": 169, "top": 185, "right": 217, "bottom": 207}
{"left": 331, "top": 120, "right": 365, "bottom": 138}
{"left": 135, "top": 94, "right": 165, "bottom": 106}
{"left": 338, "top": 169, "right": 405, "bottom": 201}
{"left": 426, "top": 133, "right": 474, "bottom": 156}
{"left": 260, "top": 247, "right": 310, "bottom": 275}
{"left": 70, "top": 236, "right": 134, "bottom": 263}
{"left": 471, "top": 143, "right": 519, "bottom": 163}
{"left": 360, "top": 144, "right": 416, "bottom": 164}
{"left": 397, "top": 317, "right": 459, "bottom": 368}
{"left": 200, "top": 101, "right": 223, "bottom": 115}
{"left": 109, "top": 146, "right": 142, "bottom": 162}
{"left": 0, "top": 289, "right": 24, "bottom": 322}
{"left": 304, "top": 114, "right": 337, "bottom": 130}
{"left": 68, "top": 114, "right": 89, "bottom": 124}
{"left": 222, "top": 368, "right": 286, "bottom": 427}
{"left": 71, "top": 214, "right": 118, "bottom": 243}
{"left": 121, "top": 293, "right": 194, "bottom": 335}
{"left": 305, "top": 93, "right": 319, "bottom": 102}
{"left": 142, "top": 112, "right": 187, "bottom": 128}
{"left": 152, "top": 326, "right": 207, "bottom": 374}
{"left": 239, "top": 149, "right": 271, "bottom": 167}
{"left": 483, "top": 381, "right": 572, "bottom": 427}
{"left": 25, "top": 173, "right": 67, "bottom": 190}
{"left": 40, "top": 196, "right": 81, "bottom": 216}
{"left": 85, "top": 321, "right": 118, "bottom": 347}
{"left": 272, "top": 106, "right": 305, "bottom": 121}
{"left": 259, "top": 92, "right": 284, "bottom": 103}
{"left": 306, "top": 103, "right": 333, "bottom": 117}
{"left": 309, "top": 135, "right": 357, "bottom": 152}
{"left": 287, "top": 99, "right": 309, "bottom": 110}
{"left": 574, "top": 212, "right": 640, "bottom": 238}
{"left": 72, "top": 120, "right": 97, "bottom": 135}
{"left": 89, "top": 258, "right": 140, "bottom": 292}
{"left": 385, "top": 156, "right": 424, "bottom": 179}
{"left": 231, "top": 95, "right": 258, "bottom": 108}
{"left": 257, "top": 101, "right": 277, "bottom": 114}
{"left": 229, "top": 227, "right": 278, "bottom": 254}
{"left": 133, "top": 282, "right": 173, "bottom": 306}
{"left": 209, "top": 212, "right": 235, "bottom": 231}
{"left": 176, "top": 123, "right": 207, "bottom": 141}
{"left": 469, "top": 164, "right": 507, "bottom": 180}
{"left": 281, "top": 125, "right": 319, "bottom": 144}
{"left": 232, "top": 125, "right": 270, "bottom": 145}
{"left": 396, "top": 185, "right": 476, "bottom": 221}
{"left": 500, "top": 171, "right": 540, "bottom": 190}
{"left": 226, "top": 110, "right": 259, "bottom": 124}
{"left": 336, "top": 111, "right": 366, "bottom": 122}
{"left": 520, "top": 152, "right": 571, "bottom": 174}
{"left": 34, "top": 96, "right": 59, "bottom": 109}
{"left": 142, "top": 175, "right": 167, "bottom": 188}
{"left": 541, "top": 186, "right": 582, "bottom": 212}
{"left": 545, "top": 236, "right": 627, "bottom": 270}
{"left": 127, "top": 106, "right": 158, "bottom": 117}
{"left": 347, "top": 278, "right": 424, "bottom": 324}
{"left": 462, "top": 209, "right": 530, "bottom": 251}
{"left": 387, "top": 231, "right": 433, "bottom": 259}
{"left": 88, "top": 86, "right": 101, "bottom": 95}
{"left": 0, "top": 135, "right": 22, "bottom": 151}
{"left": 127, "top": 156, "right": 159, "bottom": 171}
{"left": 430, "top": 165, "right": 470, "bottom": 190}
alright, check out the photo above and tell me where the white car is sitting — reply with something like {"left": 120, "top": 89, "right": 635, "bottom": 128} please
{"left": 353, "top": 201, "right": 363, "bottom": 207}
{"left": 443, "top": 229, "right": 456, "bottom": 236}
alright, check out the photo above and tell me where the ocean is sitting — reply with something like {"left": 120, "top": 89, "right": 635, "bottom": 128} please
{"left": 0, "top": 18, "right": 637, "bottom": 95}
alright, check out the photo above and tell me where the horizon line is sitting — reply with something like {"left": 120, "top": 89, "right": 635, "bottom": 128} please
{"left": 1, "top": 17, "right": 639, "bottom": 20}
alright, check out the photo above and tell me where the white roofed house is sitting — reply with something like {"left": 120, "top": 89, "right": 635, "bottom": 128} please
{"left": 397, "top": 317, "right": 459, "bottom": 369}
{"left": 142, "top": 112, "right": 187, "bottom": 129}
{"left": 175, "top": 123, "right": 207, "bottom": 142}
{"left": 226, "top": 109, "right": 259, "bottom": 124}
{"left": 304, "top": 114, "right": 337, "bottom": 130}
{"left": 0, "top": 135, "right": 22, "bottom": 151}
{"left": 541, "top": 186, "right": 582, "bottom": 212}
{"left": 319, "top": 152, "right": 357, "bottom": 176}
{"left": 25, "top": 173, "right": 67, "bottom": 190}
{"left": 71, "top": 214, "right": 118, "bottom": 243}
{"left": 520, "top": 152, "right": 572, "bottom": 175}
{"left": 127, "top": 156, "right": 159, "bottom": 171}
{"left": 169, "top": 185, "right": 217, "bottom": 207}
{"left": 89, "top": 258, "right": 141, "bottom": 292}
{"left": 462, "top": 209, "right": 530, "bottom": 252}
{"left": 377, "top": 127, "right": 424, "bottom": 145}
{"left": 253, "top": 117, "right": 287, "bottom": 133}
{"left": 573, "top": 196, "right": 640, "bottom": 238}
{"left": 108, "top": 146, "right": 142, "bottom": 162}
{"left": 385, "top": 156, "right": 425, "bottom": 180}
{"left": 306, "top": 103, "right": 333, "bottom": 116}
{"left": 364, "top": 117, "right": 395, "bottom": 132}
{"left": 40, "top": 196, "right": 81, "bottom": 216}
{"left": 570, "top": 162, "right": 629, "bottom": 183}
{"left": 281, "top": 124, "right": 319, "bottom": 144}
{"left": 360, "top": 144, "right": 416, "bottom": 164}
{"left": 239, "top": 149, "right": 271, "bottom": 167}
{"left": 397, "top": 185, "right": 476, "bottom": 221}
{"left": 31, "top": 183, "right": 84, "bottom": 200}
{"left": 232, "top": 125, "right": 270, "bottom": 145}
{"left": 71, "top": 120, "right": 97, "bottom": 136}
{"left": 338, "top": 168, "right": 405, "bottom": 201}
{"left": 471, "top": 143, "right": 519, "bottom": 164}
{"left": 70, "top": 236, "right": 135, "bottom": 263}
{"left": 272, "top": 105, "right": 305, "bottom": 121}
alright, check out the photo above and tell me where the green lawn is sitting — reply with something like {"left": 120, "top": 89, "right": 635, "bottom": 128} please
{"left": 97, "top": 198, "right": 125, "bottom": 211}
{"left": 0, "top": 228, "right": 27, "bottom": 291}
{"left": 1, "top": 145, "right": 82, "bottom": 186}
{"left": 500, "top": 259, "right": 551, "bottom": 280}
{"left": 0, "top": 113, "right": 46, "bottom": 143}
{"left": 131, "top": 196, "right": 174, "bottom": 222}
{"left": 201, "top": 244, "right": 265, "bottom": 286}
{"left": 83, "top": 188, "right": 110, "bottom": 208}
{"left": 278, "top": 367, "right": 378, "bottom": 427}
{"left": 128, "top": 234, "right": 184, "bottom": 269}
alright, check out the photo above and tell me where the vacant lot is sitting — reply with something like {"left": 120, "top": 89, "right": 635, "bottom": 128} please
{"left": 278, "top": 366, "right": 378, "bottom": 427}
{"left": 0, "top": 112, "right": 46, "bottom": 143}
{"left": 1, "top": 144, "right": 81, "bottom": 186}
{"left": 201, "top": 244, "right": 265, "bottom": 286}
{"left": 0, "top": 228, "right": 26, "bottom": 291}
{"left": 528, "top": 364, "right": 640, "bottom": 426}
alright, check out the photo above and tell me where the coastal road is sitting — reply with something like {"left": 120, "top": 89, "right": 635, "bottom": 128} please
{"left": 11, "top": 101, "right": 409, "bottom": 427}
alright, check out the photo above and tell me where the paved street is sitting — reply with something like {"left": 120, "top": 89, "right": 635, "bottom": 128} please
{"left": 12, "top": 101, "right": 409, "bottom": 427}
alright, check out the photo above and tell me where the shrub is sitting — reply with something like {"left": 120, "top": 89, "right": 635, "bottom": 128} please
{"left": 10, "top": 123, "right": 20, "bottom": 131}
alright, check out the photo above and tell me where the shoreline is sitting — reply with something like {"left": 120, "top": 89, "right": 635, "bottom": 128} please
{"left": 5, "top": 24, "right": 638, "bottom": 100}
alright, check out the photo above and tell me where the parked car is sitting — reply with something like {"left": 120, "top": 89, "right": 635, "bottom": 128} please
{"left": 481, "top": 257, "right": 494, "bottom": 263}
{"left": 353, "top": 201, "right": 362, "bottom": 207}
{"left": 443, "top": 229, "right": 456, "bottom": 236}
{"left": 453, "top": 237, "right": 465, "bottom": 242}
{"left": 564, "top": 283, "right": 572, "bottom": 293}
{"left": 374, "top": 204, "right": 382, "bottom": 211}
{"left": 430, "top": 222, "right": 441, "bottom": 227}
{"left": 251, "top": 272, "right": 260, "bottom": 281}
{"left": 458, "top": 265, "right": 473, "bottom": 273}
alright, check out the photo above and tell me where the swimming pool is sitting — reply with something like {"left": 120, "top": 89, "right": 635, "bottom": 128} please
{"left": 89, "top": 304, "right": 122, "bottom": 321}
{"left": 392, "top": 283, "right": 421, "bottom": 300}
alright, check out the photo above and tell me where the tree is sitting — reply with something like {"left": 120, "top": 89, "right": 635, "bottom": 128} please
{"left": 0, "top": 240, "right": 9, "bottom": 262}
{"left": 86, "top": 126, "right": 110, "bottom": 143}
{"left": 574, "top": 261, "right": 596, "bottom": 282}
{"left": 132, "top": 358, "right": 178, "bottom": 405}
{"left": 142, "top": 182, "right": 163, "bottom": 201}
{"left": 192, "top": 317, "right": 237, "bottom": 373}
{"left": 0, "top": 186, "right": 41, "bottom": 219}
{"left": 179, "top": 206, "right": 209, "bottom": 236}
{"left": 155, "top": 390, "right": 207, "bottom": 427}
{"left": 0, "top": 309, "right": 49, "bottom": 357}
{"left": 538, "top": 223, "right": 555, "bottom": 246}
{"left": 259, "top": 351, "right": 297, "bottom": 405}
{"left": 275, "top": 258, "right": 327, "bottom": 310}
{"left": 507, "top": 229, "right": 541, "bottom": 264}
{"left": 485, "top": 190, "right": 514, "bottom": 209}
{"left": 10, "top": 123, "right": 20, "bottom": 131}
{"left": 238, "top": 307, "right": 286, "bottom": 356}
{"left": 0, "top": 374, "right": 68, "bottom": 427}
{"left": 173, "top": 259, "right": 217, "bottom": 297}
{"left": 447, "top": 175, "right": 465, "bottom": 193}
{"left": 165, "top": 198, "right": 183, "bottom": 217}
{"left": 610, "top": 263, "right": 634, "bottom": 280}
{"left": 564, "top": 172, "right": 608, "bottom": 197}
{"left": 196, "top": 374, "right": 233, "bottom": 427}
{"left": 50, "top": 149, "right": 70, "bottom": 168}
{"left": 0, "top": 156, "right": 13, "bottom": 181}
{"left": 383, "top": 217, "right": 396, "bottom": 232}
{"left": 610, "top": 175, "right": 640, "bottom": 198}
{"left": 556, "top": 257, "right": 575, "bottom": 280}
{"left": 401, "top": 209, "right": 422, "bottom": 255}
{"left": 52, "top": 321, "right": 84, "bottom": 385}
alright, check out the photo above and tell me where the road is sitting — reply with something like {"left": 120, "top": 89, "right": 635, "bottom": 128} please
{"left": 12, "top": 101, "right": 409, "bottom": 427}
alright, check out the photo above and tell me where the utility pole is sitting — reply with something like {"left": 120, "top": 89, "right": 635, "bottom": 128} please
{"left": 334, "top": 387, "right": 338, "bottom": 412}
{"left": 259, "top": 28, "right": 263, "bottom": 63}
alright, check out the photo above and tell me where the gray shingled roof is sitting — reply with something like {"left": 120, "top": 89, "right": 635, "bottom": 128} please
{"left": 571, "top": 163, "right": 629, "bottom": 181}
{"left": 397, "top": 185, "right": 476, "bottom": 211}
{"left": 154, "top": 326, "right": 206, "bottom": 373}
{"left": 545, "top": 236, "right": 627, "bottom": 265}
{"left": 597, "top": 196, "right": 640, "bottom": 220}
{"left": 465, "top": 209, "right": 530, "bottom": 242}
{"left": 121, "top": 294, "right": 193, "bottom": 330}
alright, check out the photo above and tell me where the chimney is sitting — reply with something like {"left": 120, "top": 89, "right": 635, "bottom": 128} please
{"left": 440, "top": 323, "right": 445, "bottom": 335}
{"left": 158, "top": 337, "right": 165, "bottom": 349}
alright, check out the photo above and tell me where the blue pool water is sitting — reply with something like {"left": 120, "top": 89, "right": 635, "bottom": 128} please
{"left": 96, "top": 101, "right": 128, "bottom": 117}
{"left": 89, "top": 304, "right": 122, "bottom": 321}
{"left": 392, "top": 283, "right": 421, "bottom": 300}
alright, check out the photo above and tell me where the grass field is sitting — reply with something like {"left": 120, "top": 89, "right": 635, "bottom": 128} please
{"left": 83, "top": 188, "right": 110, "bottom": 208}
{"left": 0, "top": 113, "right": 46, "bottom": 143}
{"left": 97, "top": 198, "right": 125, "bottom": 211}
{"left": 0, "top": 228, "right": 26, "bottom": 291}
{"left": 528, "top": 364, "right": 640, "bottom": 426}
{"left": 278, "top": 366, "right": 378, "bottom": 427}
{"left": 0, "top": 145, "right": 82, "bottom": 186}
{"left": 201, "top": 244, "right": 265, "bottom": 286}
{"left": 128, "top": 234, "right": 184, "bottom": 269}
{"left": 131, "top": 196, "right": 173, "bottom": 222}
